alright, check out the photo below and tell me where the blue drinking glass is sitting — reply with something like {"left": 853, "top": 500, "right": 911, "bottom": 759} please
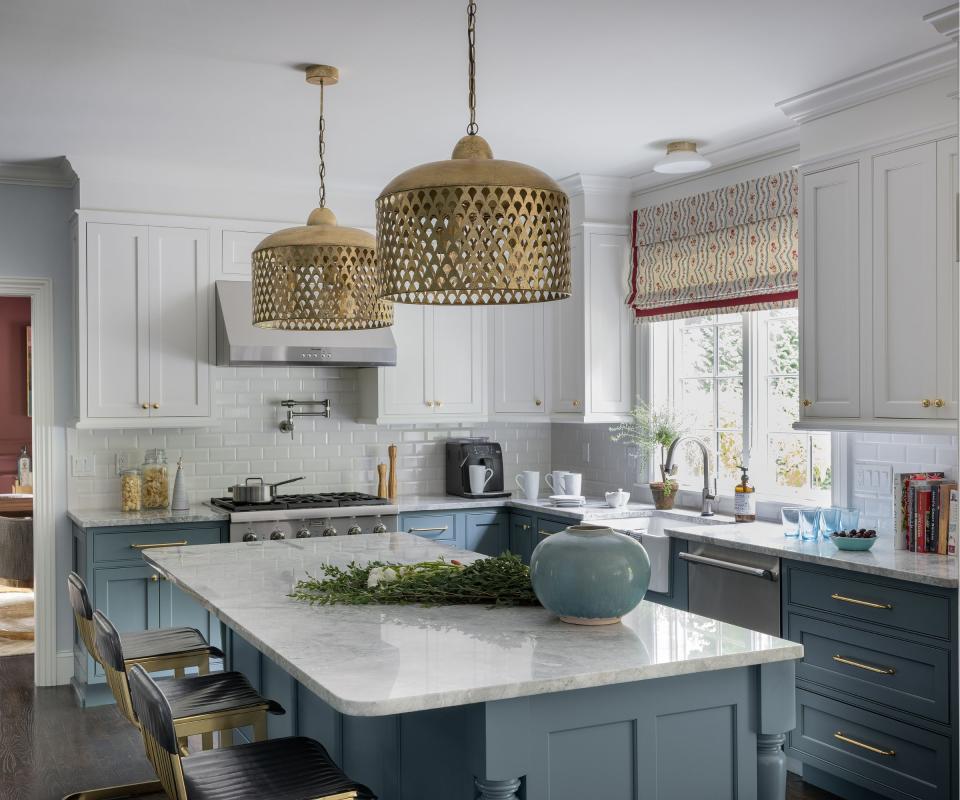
{"left": 799, "top": 508, "right": 821, "bottom": 541}
{"left": 839, "top": 507, "right": 860, "bottom": 532}
{"left": 781, "top": 507, "right": 802, "bottom": 538}
{"left": 819, "top": 507, "right": 843, "bottom": 538}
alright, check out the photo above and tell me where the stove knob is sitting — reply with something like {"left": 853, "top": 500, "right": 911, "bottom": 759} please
{"left": 372, "top": 523, "right": 388, "bottom": 534}
{"left": 295, "top": 527, "right": 312, "bottom": 539}
{"left": 269, "top": 529, "right": 286, "bottom": 541}
{"left": 242, "top": 531, "right": 258, "bottom": 543}
{"left": 322, "top": 526, "right": 338, "bottom": 537}
{"left": 347, "top": 525, "right": 362, "bottom": 536}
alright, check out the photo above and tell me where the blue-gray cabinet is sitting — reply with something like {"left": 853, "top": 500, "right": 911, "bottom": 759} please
{"left": 70, "top": 520, "right": 229, "bottom": 706}
{"left": 463, "top": 510, "right": 508, "bottom": 556}
{"left": 509, "top": 512, "right": 536, "bottom": 564}
{"left": 783, "top": 561, "right": 957, "bottom": 800}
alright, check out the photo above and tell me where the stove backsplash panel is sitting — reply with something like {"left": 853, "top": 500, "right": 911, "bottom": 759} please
{"left": 67, "top": 366, "right": 550, "bottom": 510}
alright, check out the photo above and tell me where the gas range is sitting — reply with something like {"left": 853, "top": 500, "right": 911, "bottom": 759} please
{"left": 208, "top": 492, "right": 399, "bottom": 543}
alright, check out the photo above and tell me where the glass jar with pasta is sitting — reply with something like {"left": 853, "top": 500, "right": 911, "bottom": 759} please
{"left": 141, "top": 449, "right": 170, "bottom": 509}
{"left": 120, "top": 468, "right": 142, "bottom": 512}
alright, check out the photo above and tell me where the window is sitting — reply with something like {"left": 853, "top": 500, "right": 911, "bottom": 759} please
{"left": 649, "top": 308, "right": 831, "bottom": 504}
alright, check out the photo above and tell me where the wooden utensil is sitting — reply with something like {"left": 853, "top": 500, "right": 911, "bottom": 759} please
{"left": 388, "top": 444, "right": 398, "bottom": 500}
{"left": 377, "top": 463, "right": 388, "bottom": 499}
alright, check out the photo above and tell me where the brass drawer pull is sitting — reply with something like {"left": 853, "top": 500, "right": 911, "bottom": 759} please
{"left": 834, "top": 731, "right": 895, "bottom": 757}
{"left": 831, "top": 593, "right": 892, "bottom": 610}
{"left": 832, "top": 654, "right": 896, "bottom": 675}
{"left": 130, "top": 540, "right": 188, "bottom": 550}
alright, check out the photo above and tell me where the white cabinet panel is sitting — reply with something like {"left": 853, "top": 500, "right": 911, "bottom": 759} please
{"left": 381, "top": 304, "right": 432, "bottom": 417}
{"left": 147, "top": 227, "right": 210, "bottom": 417}
{"left": 493, "top": 304, "right": 546, "bottom": 415}
{"left": 220, "top": 229, "right": 271, "bottom": 277}
{"left": 587, "top": 232, "right": 632, "bottom": 415}
{"left": 936, "top": 137, "right": 958, "bottom": 419}
{"left": 552, "top": 232, "right": 585, "bottom": 413}
{"left": 433, "top": 307, "right": 484, "bottom": 415}
{"left": 873, "top": 143, "right": 938, "bottom": 419}
{"left": 799, "top": 163, "right": 861, "bottom": 418}
{"left": 85, "top": 223, "right": 149, "bottom": 419}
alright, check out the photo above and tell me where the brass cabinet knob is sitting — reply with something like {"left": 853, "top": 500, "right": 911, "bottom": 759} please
{"left": 935, "top": 399, "right": 945, "bottom": 408}
{"left": 802, "top": 399, "right": 812, "bottom": 407}
{"left": 150, "top": 574, "right": 159, "bottom": 582}
{"left": 141, "top": 403, "right": 149, "bottom": 409}
{"left": 152, "top": 402, "right": 160, "bottom": 409}
{"left": 572, "top": 399, "right": 581, "bottom": 408}
{"left": 535, "top": 399, "right": 542, "bottom": 406}
{"left": 425, "top": 400, "right": 433, "bottom": 407}
{"left": 436, "top": 400, "right": 443, "bottom": 407}
{"left": 922, "top": 399, "right": 932, "bottom": 408}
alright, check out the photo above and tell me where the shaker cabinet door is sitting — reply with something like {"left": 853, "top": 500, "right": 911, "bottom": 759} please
{"left": 432, "top": 306, "right": 484, "bottom": 416}
{"left": 147, "top": 227, "right": 210, "bottom": 417}
{"left": 586, "top": 232, "right": 632, "bottom": 415}
{"left": 936, "top": 137, "right": 958, "bottom": 419}
{"left": 872, "top": 143, "right": 939, "bottom": 419}
{"left": 799, "top": 163, "right": 861, "bottom": 418}
{"left": 85, "top": 223, "right": 150, "bottom": 418}
{"left": 381, "top": 303, "right": 433, "bottom": 417}
{"left": 493, "top": 304, "right": 547, "bottom": 415}
{"left": 552, "top": 231, "right": 585, "bottom": 414}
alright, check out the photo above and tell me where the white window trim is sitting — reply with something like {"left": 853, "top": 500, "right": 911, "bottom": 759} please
{"left": 634, "top": 317, "right": 845, "bottom": 520}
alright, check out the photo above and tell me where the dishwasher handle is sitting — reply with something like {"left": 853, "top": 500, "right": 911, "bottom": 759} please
{"left": 679, "top": 551, "right": 776, "bottom": 580}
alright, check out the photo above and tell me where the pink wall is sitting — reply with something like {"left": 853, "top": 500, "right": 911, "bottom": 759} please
{"left": 0, "top": 297, "right": 31, "bottom": 492}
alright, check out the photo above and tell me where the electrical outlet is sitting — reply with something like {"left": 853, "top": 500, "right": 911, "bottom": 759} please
{"left": 116, "top": 453, "right": 131, "bottom": 476}
{"left": 71, "top": 454, "right": 96, "bottom": 478}
{"left": 853, "top": 462, "right": 893, "bottom": 498}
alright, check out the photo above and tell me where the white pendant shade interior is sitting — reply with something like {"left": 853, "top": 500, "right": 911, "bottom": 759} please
{"left": 652, "top": 141, "right": 712, "bottom": 175}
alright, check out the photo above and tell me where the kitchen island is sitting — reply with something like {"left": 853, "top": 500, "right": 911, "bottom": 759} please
{"left": 144, "top": 533, "right": 803, "bottom": 800}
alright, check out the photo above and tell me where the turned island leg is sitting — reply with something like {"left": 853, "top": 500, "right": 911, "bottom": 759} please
{"left": 758, "top": 661, "right": 797, "bottom": 800}
{"left": 475, "top": 777, "right": 521, "bottom": 800}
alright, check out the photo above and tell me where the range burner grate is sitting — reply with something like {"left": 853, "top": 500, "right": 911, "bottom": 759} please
{"left": 210, "top": 492, "right": 391, "bottom": 513}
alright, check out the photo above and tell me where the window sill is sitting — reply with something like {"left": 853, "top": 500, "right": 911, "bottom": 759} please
{"left": 632, "top": 485, "right": 817, "bottom": 523}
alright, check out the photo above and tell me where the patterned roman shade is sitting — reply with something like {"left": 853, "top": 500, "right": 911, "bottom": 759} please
{"left": 627, "top": 170, "right": 799, "bottom": 321}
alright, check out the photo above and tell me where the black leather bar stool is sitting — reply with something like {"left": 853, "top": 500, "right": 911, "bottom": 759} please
{"left": 94, "top": 610, "right": 284, "bottom": 751}
{"left": 128, "top": 664, "right": 376, "bottom": 800}
{"left": 69, "top": 571, "right": 221, "bottom": 678}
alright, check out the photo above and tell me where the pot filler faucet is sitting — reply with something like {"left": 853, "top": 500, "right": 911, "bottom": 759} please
{"left": 279, "top": 399, "right": 331, "bottom": 438}
{"left": 664, "top": 436, "right": 717, "bottom": 517}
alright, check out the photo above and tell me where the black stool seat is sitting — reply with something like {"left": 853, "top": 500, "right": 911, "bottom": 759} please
{"left": 181, "top": 737, "right": 375, "bottom": 800}
{"left": 158, "top": 671, "right": 285, "bottom": 719}
{"left": 121, "top": 627, "right": 224, "bottom": 662}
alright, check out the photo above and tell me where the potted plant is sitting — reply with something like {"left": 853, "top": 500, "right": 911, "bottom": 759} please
{"left": 610, "top": 403, "right": 687, "bottom": 510}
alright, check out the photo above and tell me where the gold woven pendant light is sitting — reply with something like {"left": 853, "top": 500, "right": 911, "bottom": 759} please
{"left": 252, "top": 65, "right": 393, "bottom": 330}
{"left": 376, "top": 1, "right": 571, "bottom": 305}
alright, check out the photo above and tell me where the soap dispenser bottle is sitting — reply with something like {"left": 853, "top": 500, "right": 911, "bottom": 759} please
{"left": 734, "top": 465, "right": 756, "bottom": 523}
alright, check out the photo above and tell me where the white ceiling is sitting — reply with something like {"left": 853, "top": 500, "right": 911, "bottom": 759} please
{"left": 0, "top": 0, "right": 949, "bottom": 192}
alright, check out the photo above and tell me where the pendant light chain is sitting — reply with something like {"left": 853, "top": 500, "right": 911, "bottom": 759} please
{"left": 318, "top": 80, "right": 327, "bottom": 208}
{"left": 466, "top": 0, "right": 478, "bottom": 135}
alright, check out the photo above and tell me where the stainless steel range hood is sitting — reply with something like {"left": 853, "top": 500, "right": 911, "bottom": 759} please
{"left": 215, "top": 280, "right": 397, "bottom": 367}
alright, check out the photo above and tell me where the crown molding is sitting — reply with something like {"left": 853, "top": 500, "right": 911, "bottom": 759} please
{"left": 557, "top": 173, "right": 632, "bottom": 198}
{"left": 0, "top": 157, "right": 76, "bottom": 188}
{"left": 925, "top": 4, "right": 959, "bottom": 41}
{"left": 776, "top": 43, "right": 958, "bottom": 124}
{"left": 629, "top": 126, "right": 799, "bottom": 196}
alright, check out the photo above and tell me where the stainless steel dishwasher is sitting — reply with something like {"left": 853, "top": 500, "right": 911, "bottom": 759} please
{"left": 680, "top": 542, "right": 781, "bottom": 636}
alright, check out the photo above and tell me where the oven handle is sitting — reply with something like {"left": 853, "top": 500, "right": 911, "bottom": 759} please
{"left": 679, "top": 551, "right": 775, "bottom": 580}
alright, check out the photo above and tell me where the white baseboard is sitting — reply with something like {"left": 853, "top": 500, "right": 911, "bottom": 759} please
{"left": 56, "top": 649, "right": 74, "bottom": 685}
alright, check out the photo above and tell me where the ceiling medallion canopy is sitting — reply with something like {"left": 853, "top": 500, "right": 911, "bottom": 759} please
{"left": 252, "top": 65, "right": 392, "bottom": 330}
{"left": 652, "top": 141, "right": 712, "bottom": 175}
{"left": 376, "top": 1, "right": 571, "bottom": 305}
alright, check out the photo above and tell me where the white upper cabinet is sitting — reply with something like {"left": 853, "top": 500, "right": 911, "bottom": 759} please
{"left": 936, "top": 137, "right": 958, "bottom": 419}
{"left": 492, "top": 302, "right": 549, "bottom": 417}
{"left": 78, "top": 215, "right": 211, "bottom": 427}
{"left": 873, "top": 142, "right": 939, "bottom": 419}
{"left": 552, "top": 226, "right": 633, "bottom": 420}
{"left": 359, "top": 305, "right": 486, "bottom": 422}
{"left": 799, "top": 163, "right": 861, "bottom": 418}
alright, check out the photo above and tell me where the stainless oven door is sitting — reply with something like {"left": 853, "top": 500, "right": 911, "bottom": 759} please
{"left": 680, "top": 542, "right": 781, "bottom": 636}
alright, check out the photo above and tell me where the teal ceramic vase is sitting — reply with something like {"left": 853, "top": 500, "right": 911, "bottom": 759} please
{"left": 529, "top": 524, "right": 651, "bottom": 625}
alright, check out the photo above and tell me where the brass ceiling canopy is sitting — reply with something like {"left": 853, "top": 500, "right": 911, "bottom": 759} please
{"left": 376, "top": 1, "right": 571, "bottom": 305}
{"left": 252, "top": 65, "right": 393, "bottom": 330}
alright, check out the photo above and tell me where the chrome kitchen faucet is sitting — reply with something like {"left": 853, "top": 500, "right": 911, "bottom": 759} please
{"left": 664, "top": 436, "right": 717, "bottom": 517}
{"left": 279, "top": 399, "right": 332, "bottom": 438}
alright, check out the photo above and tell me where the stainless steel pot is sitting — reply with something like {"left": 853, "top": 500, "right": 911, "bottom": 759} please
{"left": 228, "top": 476, "right": 305, "bottom": 504}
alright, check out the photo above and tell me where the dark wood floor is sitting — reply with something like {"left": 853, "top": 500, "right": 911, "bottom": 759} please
{"left": 0, "top": 652, "right": 846, "bottom": 800}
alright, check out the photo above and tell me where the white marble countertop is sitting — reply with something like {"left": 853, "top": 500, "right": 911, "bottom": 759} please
{"left": 397, "top": 494, "right": 680, "bottom": 522}
{"left": 143, "top": 533, "right": 802, "bottom": 717}
{"left": 67, "top": 505, "right": 229, "bottom": 529}
{"left": 661, "top": 520, "right": 959, "bottom": 588}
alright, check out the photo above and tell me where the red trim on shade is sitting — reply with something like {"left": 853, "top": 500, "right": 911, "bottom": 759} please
{"left": 631, "top": 290, "right": 798, "bottom": 319}
{"left": 627, "top": 209, "right": 640, "bottom": 307}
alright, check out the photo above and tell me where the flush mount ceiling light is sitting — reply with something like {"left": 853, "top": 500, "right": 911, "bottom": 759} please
{"left": 251, "top": 65, "right": 392, "bottom": 330}
{"left": 652, "top": 141, "right": 712, "bottom": 175}
{"left": 376, "top": 1, "right": 571, "bottom": 305}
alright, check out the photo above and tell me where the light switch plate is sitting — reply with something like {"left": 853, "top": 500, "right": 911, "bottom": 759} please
{"left": 71, "top": 454, "right": 95, "bottom": 478}
{"left": 853, "top": 462, "right": 893, "bottom": 498}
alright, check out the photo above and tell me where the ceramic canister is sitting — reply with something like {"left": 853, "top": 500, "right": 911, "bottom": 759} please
{"left": 529, "top": 524, "right": 651, "bottom": 625}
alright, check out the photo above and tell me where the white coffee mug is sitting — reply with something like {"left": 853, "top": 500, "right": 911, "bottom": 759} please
{"left": 514, "top": 470, "right": 540, "bottom": 500}
{"left": 469, "top": 464, "right": 495, "bottom": 495}
{"left": 563, "top": 472, "right": 582, "bottom": 497}
{"left": 544, "top": 470, "right": 570, "bottom": 494}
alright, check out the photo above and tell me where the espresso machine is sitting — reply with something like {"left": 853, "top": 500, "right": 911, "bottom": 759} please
{"left": 445, "top": 438, "right": 511, "bottom": 498}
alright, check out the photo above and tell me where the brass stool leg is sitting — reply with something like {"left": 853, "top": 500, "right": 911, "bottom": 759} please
{"left": 61, "top": 779, "right": 163, "bottom": 800}
{"left": 201, "top": 731, "right": 214, "bottom": 750}
{"left": 220, "top": 728, "right": 234, "bottom": 747}
{"left": 174, "top": 666, "right": 185, "bottom": 679}
{"left": 253, "top": 715, "right": 267, "bottom": 742}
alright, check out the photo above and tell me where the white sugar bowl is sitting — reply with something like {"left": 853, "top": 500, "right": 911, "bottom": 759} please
{"left": 605, "top": 488, "right": 630, "bottom": 508}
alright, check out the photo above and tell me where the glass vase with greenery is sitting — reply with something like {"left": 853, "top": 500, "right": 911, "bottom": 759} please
{"left": 610, "top": 403, "right": 688, "bottom": 497}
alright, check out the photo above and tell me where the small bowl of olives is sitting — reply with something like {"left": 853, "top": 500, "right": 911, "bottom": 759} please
{"left": 830, "top": 529, "right": 878, "bottom": 551}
